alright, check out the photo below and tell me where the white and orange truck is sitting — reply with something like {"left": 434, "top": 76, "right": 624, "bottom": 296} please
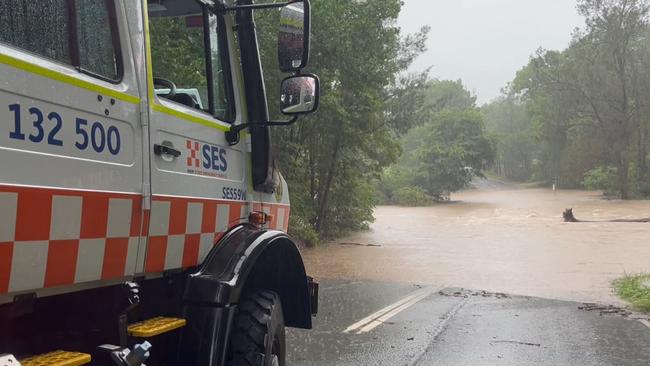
{"left": 0, "top": 1, "right": 319, "bottom": 365}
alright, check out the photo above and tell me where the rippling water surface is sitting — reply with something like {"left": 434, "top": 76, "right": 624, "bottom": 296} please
{"left": 302, "top": 188, "right": 650, "bottom": 304}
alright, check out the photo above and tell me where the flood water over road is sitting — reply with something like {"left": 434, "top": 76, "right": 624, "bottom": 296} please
{"left": 302, "top": 187, "right": 650, "bottom": 304}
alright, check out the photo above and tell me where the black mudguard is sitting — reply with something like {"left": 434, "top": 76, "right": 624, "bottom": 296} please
{"left": 177, "top": 224, "right": 316, "bottom": 366}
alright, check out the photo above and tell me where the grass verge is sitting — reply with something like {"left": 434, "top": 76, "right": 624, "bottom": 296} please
{"left": 614, "top": 274, "right": 650, "bottom": 313}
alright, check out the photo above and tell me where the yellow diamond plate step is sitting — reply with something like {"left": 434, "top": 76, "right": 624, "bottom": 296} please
{"left": 128, "top": 316, "right": 186, "bottom": 337}
{"left": 20, "top": 351, "right": 91, "bottom": 366}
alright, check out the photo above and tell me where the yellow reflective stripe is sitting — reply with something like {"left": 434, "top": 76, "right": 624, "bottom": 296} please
{"left": 0, "top": 53, "right": 140, "bottom": 105}
{"left": 153, "top": 104, "right": 231, "bottom": 132}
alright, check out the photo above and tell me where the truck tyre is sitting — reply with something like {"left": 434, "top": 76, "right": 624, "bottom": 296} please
{"left": 228, "top": 290, "right": 286, "bottom": 366}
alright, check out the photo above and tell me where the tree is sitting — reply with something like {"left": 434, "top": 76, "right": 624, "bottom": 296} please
{"left": 519, "top": 0, "right": 649, "bottom": 197}
{"left": 575, "top": 0, "right": 649, "bottom": 198}
{"left": 378, "top": 81, "right": 496, "bottom": 203}
{"left": 483, "top": 93, "right": 536, "bottom": 181}
{"left": 256, "top": 0, "right": 429, "bottom": 239}
{"left": 423, "top": 79, "right": 477, "bottom": 113}
{"left": 497, "top": 0, "right": 650, "bottom": 197}
{"left": 413, "top": 109, "right": 496, "bottom": 199}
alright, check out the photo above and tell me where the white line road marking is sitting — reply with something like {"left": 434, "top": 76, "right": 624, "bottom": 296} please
{"left": 343, "top": 287, "right": 438, "bottom": 334}
{"left": 639, "top": 319, "right": 650, "bottom": 329}
{"left": 357, "top": 289, "right": 435, "bottom": 334}
{"left": 343, "top": 287, "right": 431, "bottom": 333}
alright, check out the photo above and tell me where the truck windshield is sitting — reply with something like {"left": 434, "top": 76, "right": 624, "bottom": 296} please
{"left": 149, "top": 10, "right": 232, "bottom": 121}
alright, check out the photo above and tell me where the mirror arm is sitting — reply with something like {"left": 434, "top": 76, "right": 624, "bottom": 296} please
{"left": 225, "top": 116, "right": 299, "bottom": 146}
{"left": 264, "top": 116, "right": 299, "bottom": 127}
{"left": 225, "top": 123, "right": 250, "bottom": 146}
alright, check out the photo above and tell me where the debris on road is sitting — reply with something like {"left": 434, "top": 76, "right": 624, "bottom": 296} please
{"left": 563, "top": 208, "right": 650, "bottom": 223}
{"left": 288, "top": 282, "right": 650, "bottom": 365}
{"left": 338, "top": 242, "right": 382, "bottom": 247}
{"left": 438, "top": 289, "right": 511, "bottom": 299}
{"left": 438, "top": 290, "right": 468, "bottom": 298}
{"left": 579, "top": 303, "right": 632, "bottom": 317}
{"left": 491, "top": 340, "right": 541, "bottom": 347}
{"left": 474, "top": 290, "right": 510, "bottom": 299}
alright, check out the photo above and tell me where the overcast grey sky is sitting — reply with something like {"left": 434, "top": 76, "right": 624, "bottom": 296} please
{"left": 398, "top": 0, "right": 585, "bottom": 104}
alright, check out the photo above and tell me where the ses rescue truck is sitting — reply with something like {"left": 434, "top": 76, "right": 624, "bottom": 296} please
{"left": 0, "top": 1, "right": 320, "bottom": 365}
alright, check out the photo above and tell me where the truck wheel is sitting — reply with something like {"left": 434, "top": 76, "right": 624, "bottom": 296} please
{"left": 228, "top": 290, "right": 286, "bottom": 366}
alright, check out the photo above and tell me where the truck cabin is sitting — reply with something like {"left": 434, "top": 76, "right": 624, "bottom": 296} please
{"left": 147, "top": 0, "right": 233, "bottom": 120}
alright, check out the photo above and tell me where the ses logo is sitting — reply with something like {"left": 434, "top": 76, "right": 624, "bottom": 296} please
{"left": 186, "top": 140, "right": 228, "bottom": 178}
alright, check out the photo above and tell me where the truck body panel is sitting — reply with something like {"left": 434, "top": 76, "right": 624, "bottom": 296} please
{"left": 0, "top": 0, "right": 290, "bottom": 305}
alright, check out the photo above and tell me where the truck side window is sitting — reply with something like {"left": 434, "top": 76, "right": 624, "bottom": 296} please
{"left": 208, "top": 15, "right": 232, "bottom": 121}
{"left": 76, "top": 0, "right": 120, "bottom": 80}
{"left": 149, "top": 10, "right": 233, "bottom": 122}
{"left": 0, "top": 1, "right": 71, "bottom": 64}
{"left": 0, "top": 0, "right": 121, "bottom": 81}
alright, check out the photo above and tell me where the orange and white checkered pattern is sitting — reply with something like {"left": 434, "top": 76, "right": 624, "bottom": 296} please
{"left": 0, "top": 185, "right": 290, "bottom": 296}
{"left": 186, "top": 140, "right": 201, "bottom": 168}
{"left": 143, "top": 196, "right": 245, "bottom": 273}
{"left": 0, "top": 185, "right": 143, "bottom": 294}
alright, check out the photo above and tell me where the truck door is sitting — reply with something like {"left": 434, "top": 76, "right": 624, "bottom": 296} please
{"left": 0, "top": 1, "right": 144, "bottom": 297}
{"left": 143, "top": 4, "right": 248, "bottom": 274}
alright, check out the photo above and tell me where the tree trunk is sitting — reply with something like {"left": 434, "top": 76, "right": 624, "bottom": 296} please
{"left": 618, "top": 155, "right": 630, "bottom": 199}
{"left": 309, "top": 144, "right": 316, "bottom": 200}
{"left": 315, "top": 140, "right": 341, "bottom": 236}
{"left": 638, "top": 120, "right": 648, "bottom": 182}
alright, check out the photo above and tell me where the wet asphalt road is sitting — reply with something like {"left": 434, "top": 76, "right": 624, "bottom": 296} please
{"left": 287, "top": 280, "right": 650, "bottom": 365}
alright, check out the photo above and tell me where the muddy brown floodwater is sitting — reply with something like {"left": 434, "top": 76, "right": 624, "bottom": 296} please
{"left": 301, "top": 187, "right": 650, "bottom": 305}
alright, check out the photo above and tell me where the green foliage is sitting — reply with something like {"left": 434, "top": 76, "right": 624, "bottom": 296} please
{"left": 424, "top": 79, "right": 477, "bottom": 112}
{"left": 582, "top": 166, "right": 618, "bottom": 194}
{"left": 377, "top": 81, "right": 496, "bottom": 203}
{"left": 392, "top": 187, "right": 432, "bottom": 206}
{"left": 149, "top": 17, "right": 205, "bottom": 87}
{"left": 373, "top": 186, "right": 391, "bottom": 205}
{"left": 254, "top": 0, "right": 430, "bottom": 241}
{"left": 288, "top": 215, "right": 320, "bottom": 248}
{"left": 414, "top": 109, "right": 495, "bottom": 199}
{"left": 378, "top": 165, "right": 414, "bottom": 201}
{"left": 614, "top": 274, "right": 650, "bottom": 313}
{"left": 324, "top": 179, "right": 377, "bottom": 237}
{"left": 497, "top": 0, "right": 650, "bottom": 198}
{"left": 483, "top": 95, "right": 536, "bottom": 182}
{"left": 629, "top": 165, "right": 650, "bottom": 197}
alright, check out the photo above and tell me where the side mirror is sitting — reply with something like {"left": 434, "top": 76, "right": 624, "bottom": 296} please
{"left": 281, "top": 74, "right": 320, "bottom": 115}
{"left": 278, "top": 0, "right": 310, "bottom": 72}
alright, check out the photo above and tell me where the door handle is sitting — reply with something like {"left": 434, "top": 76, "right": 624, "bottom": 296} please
{"left": 154, "top": 144, "right": 181, "bottom": 158}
